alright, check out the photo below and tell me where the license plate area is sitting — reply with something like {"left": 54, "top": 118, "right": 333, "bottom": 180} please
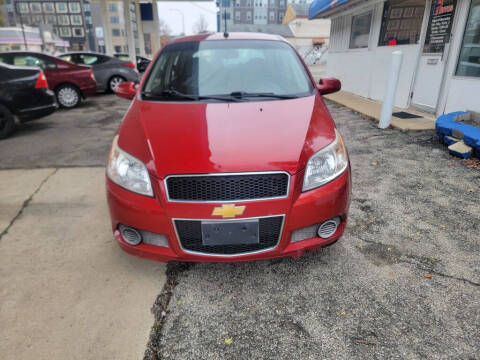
{"left": 201, "top": 219, "right": 259, "bottom": 246}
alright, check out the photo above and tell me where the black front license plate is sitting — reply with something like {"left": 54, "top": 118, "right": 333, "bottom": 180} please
{"left": 201, "top": 220, "right": 259, "bottom": 246}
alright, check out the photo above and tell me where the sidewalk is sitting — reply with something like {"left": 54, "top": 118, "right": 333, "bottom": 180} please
{"left": 0, "top": 168, "right": 165, "bottom": 360}
{"left": 324, "top": 91, "right": 436, "bottom": 131}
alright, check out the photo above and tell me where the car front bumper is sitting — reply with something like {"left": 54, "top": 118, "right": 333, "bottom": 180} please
{"left": 106, "top": 168, "right": 351, "bottom": 262}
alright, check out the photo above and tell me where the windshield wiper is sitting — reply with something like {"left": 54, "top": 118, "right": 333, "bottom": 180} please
{"left": 142, "top": 89, "right": 240, "bottom": 102}
{"left": 229, "top": 91, "right": 299, "bottom": 99}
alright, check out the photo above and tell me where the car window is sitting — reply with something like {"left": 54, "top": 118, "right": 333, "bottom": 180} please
{"left": 60, "top": 54, "right": 72, "bottom": 62}
{"left": 143, "top": 40, "right": 313, "bottom": 98}
{"left": 13, "top": 55, "right": 56, "bottom": 69}
{"left": 79, "top": 54, "right": 99, "bottom": 65}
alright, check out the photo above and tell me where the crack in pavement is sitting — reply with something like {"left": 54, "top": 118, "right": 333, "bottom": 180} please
{"left": 360, "top": 238, "right": 480, "bottom": 287}
{"left": 0, "top": 168, "right": 58, "bottom": 241}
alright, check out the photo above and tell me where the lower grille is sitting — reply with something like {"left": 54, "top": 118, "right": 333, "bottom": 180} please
{"left": 174, "top": 216, "right": 284, "bottom": 255}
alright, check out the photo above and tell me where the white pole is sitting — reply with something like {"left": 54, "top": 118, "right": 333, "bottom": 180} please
{"left": 379, "top": 50, "right": 403, "bottom": 129}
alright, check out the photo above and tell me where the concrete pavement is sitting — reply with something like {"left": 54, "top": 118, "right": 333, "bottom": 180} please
{"left": 325, "top": 91, "right": 436, "bottom": 131}
{"left": 0, "top": 167, "right": 165, "bottom": 360}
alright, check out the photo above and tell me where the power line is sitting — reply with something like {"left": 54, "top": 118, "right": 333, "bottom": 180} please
{"left": 188, "top": 1, "right": 217, "bottom": 14}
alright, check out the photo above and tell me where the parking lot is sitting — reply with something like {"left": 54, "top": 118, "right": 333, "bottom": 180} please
{"left": 1, "top": 95, "right": 479, "bottom": 359}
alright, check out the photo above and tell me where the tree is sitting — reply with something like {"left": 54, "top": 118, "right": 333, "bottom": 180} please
{"left": 192, "top": 14, "right": 209, "bottom": 34}
{"left": 158, "top": 18, "right": 172, "bottom": 36}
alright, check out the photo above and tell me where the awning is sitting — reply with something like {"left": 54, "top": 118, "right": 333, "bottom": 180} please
{"left": 309, "top": 0, "right": 352, "bottom": 19}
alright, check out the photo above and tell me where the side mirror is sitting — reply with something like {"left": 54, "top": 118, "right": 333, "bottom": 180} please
{"left": 318, "top": 78, "right": 341, "bottom": 95}
{"left": 115, "top": 81, "right": 137, "bottom": 100}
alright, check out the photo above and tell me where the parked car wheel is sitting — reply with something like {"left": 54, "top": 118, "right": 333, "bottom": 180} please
{"left": 109, "top": 75, "right": 125, "bottom": 93}
{"left": 0, "top": 104, "right": 15, "bottom": 140}
{"left": 56, "top": 84, "right": 81, "bottom": 109}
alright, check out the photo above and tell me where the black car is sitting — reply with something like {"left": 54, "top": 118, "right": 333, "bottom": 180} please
{"left": 0, "top": 62, "right": 57, "bottom": 139}
{"left": 113, "top": 54, "right": 151, "bottom": 73}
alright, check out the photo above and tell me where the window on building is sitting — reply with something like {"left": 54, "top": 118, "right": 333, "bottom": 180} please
{"left": 123, "top": 45, "right": 128, "bottom": 52}
{"left": 279, "top": 0, "right": 285, "bottom": 7}
{"left": 43, "top": 2, "right": 54, "bottom": 13}
{"left": 45, "top": 14, "right": 56, "bottom": 24}
{"left": 109, "top": 3, "right": 118, "bottom": 12}
{"left": 73, "top": 27, "right": 84, "bottom": 37}
{"left": 110, "top": 16, "right": 119, "bottom": 24}
{"left": 269, "top": 11, "right": 275, "bottom": 20}
{"left": 222, "top": 0, "right": 230, "bottom": 6}
{"left": 378, "top": 0, "right": 425, "bottom": 46}
{"left": 112, "top": 28, "right": 120, "bottom": 36}
{"left": 71, "top": 15, "right": 83, "bottom": 25}
{"left": 58, "top": 15, "right": 70, "bottom": 25}
{"left": 69, "top": 2, "right": 81, "bottom": 13}
{"left": 279, "top": 13, "right": 283, "bottom": 21}
{"left": 247, "top": 0, "right": 252, "bottom": 6}
{"left": 114, "top": 45, "right": 122, "bottom": 53}
{"left": 30, "top": 2, "right": 42, "bottom": 13}
{"left": 31, "top": 14, "right": 43, "bottom": 24}
{"left": 85, "top": 16, "right": 92, "bottom": 24}
{"left": 235, "top": 11, "right": 241, "bottom": 20}
{"left": 247, "top": 11, "right": 252, "bottom": 20}
{"left": 20, "top": 14, "right": 30, "bottom": 24}
{"left": 59, "top": 27, "right": 72, "bottom": 37}
{"left": 235, "top": 0, "right": 240, "bottom": 6}
{"left": 269, "top": 0, "right": 275, "bottom": 6}
{"left": 225, "top": 12, "right": 231, "bottom": 19}
{"left": 18, "top": 3, "right": 29, "bottom": 13}
{"left": 56, "top": 2, "right": 68, "bottom": 13}
{"left": 349, "top": 10, "right": 372, "bottom": 48}
{"left": 144, "top": 33, "right": 152, "bottom": 54}
{"left": 456, "top": 0, "right": 480, "bottom": 77}
{"left": 83, "top": 3, "right": 90, "bottom": 12}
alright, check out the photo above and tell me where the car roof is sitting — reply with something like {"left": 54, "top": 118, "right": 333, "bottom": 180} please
{"left": 168, "top": 32, "right": 287, "bottom": 45}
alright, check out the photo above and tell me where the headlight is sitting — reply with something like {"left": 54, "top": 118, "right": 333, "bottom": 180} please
{"left": 302, "top": 129, "right": 348, "bottom": 191}
{"left": 107, "top": 135, "right": 153, "bottom": 196}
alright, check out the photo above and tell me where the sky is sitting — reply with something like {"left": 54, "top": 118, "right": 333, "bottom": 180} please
{"left": 156, "top": 1, "right": 219, "bottom": 36}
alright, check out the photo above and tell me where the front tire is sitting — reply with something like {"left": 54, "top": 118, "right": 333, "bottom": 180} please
{"left": 108, "top": 76, "right": 125, "bottom": 93}
{"left": 56, "top": 84, "right": 81, "bottom": 109}
{"left": 0, "top": 104, "right": 15, "bottom": 140}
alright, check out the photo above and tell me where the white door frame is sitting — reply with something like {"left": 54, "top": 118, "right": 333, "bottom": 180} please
{"left": 437, "top": 0, "right": 472, "bottom": 115}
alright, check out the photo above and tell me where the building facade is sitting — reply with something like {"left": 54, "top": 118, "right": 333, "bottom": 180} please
{"left": 218, "top": 0, "right": 288, "bottom": 30}
{"left": 2, "top": 0, "right": 94, "bottom": 50}
{"left": 309, "top": 0, "right": 480, "bottom": 115}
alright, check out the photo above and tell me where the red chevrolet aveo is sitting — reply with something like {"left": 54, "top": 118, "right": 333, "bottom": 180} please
{"left": 106, "top": 33, "right": 351, "bottom": 262}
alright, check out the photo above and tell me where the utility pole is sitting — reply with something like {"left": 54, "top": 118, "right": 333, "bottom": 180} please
{"left": 14, "top": 0, "right": 28, "bottom": 50}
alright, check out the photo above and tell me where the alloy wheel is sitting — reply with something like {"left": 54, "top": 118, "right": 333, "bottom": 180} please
{"left": 109, "top": 76, "right": 124, "bottom": 92}
{"left": 58, "top": 86, "right": 80, "bottom": 108}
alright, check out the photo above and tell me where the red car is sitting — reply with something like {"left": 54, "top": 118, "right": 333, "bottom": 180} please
{"left": 0, "top": 51, "right": 97, "bottom": 108}
{"left": 106, "top": 33, "right": 351, "bottom": 262}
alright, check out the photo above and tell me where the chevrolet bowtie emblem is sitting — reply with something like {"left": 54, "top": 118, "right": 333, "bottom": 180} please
{"left": 212, "top": 204, "right": 246, "bottom": 218}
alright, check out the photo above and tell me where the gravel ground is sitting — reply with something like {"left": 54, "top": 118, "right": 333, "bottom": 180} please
{"left": 0, "top": 94, "right": 127, "bottom": 169}
{"left": 147, "top": 101, "right": 480, "bottom": 360}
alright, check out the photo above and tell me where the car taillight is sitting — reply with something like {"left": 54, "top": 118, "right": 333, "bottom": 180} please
{"left": 35, "top": 71, "right": 49, "bottom": 89}
{"left": 122, "top": 62, "right": 136, "bottom": 69}
{"left": 89, "top": 69, "right": 96, "bottom": 82}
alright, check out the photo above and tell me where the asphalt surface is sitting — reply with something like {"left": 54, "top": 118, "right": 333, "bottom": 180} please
{"left": 0, "top": 95, "right": 128, "bottom": 169}
{"left": 148, "top": 101, "right": 480, "bottom": 359}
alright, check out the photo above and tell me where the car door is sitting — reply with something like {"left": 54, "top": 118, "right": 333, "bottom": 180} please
{"left": 77, "top": 53, "right": 109, "bottom": 90}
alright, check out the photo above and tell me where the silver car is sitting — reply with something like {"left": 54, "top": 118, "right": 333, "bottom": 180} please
{"left": 58, "top": 52, "right": 139, "bottom": 92}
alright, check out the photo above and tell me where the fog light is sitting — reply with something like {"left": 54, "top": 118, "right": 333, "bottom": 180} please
{"left": 141, "top": 230, "right": 169, "bottom": 247}
{"left": 317, "top": 217, "right": 341, "bottom": 239}
{"left": 119, "top": 225, "right": 142, "bottom": 246}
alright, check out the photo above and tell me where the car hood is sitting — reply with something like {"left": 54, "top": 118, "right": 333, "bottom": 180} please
{"left": 118, "top": 94, "right": 336, "bottom": 179}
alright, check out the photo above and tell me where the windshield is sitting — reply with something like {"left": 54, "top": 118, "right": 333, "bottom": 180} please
{"left": 143, "top": 40, "right": 313, "bottom": 100}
